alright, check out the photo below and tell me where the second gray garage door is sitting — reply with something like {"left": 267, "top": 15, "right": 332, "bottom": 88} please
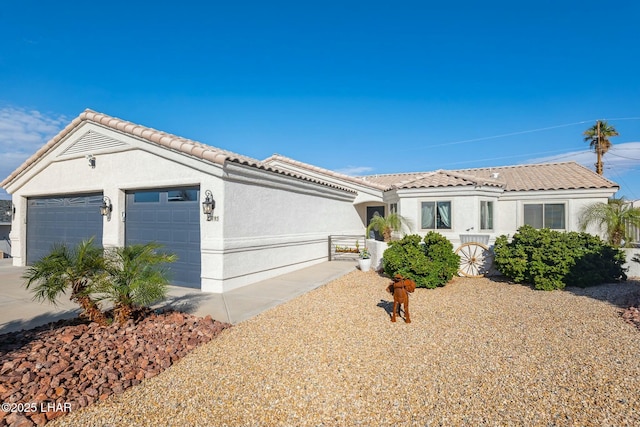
{"left": 125, "top": 187, "right": 201, "bottom": 288}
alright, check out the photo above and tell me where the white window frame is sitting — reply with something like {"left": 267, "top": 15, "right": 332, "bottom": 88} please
{"left": 420, "top": 200, "right": 452, "bottom": 230}
{"left": 522, "top": 202, "right": 567, "bottom": 230}
{"left": 480, "top": 200, "right": 494, "bottom": 231}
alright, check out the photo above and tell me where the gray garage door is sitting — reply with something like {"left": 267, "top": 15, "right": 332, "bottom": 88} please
{"left": 27, "top": 194, "right": 104, "bottom": 264}
{"left": 125, "top": 187, "right": 201, "bottom": 288}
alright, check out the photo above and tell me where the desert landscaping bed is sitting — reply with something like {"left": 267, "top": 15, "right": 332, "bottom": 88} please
{"left": 3, "top": 271, "right": 640, "bottom": 426}
{"left": 0, "top": 311, "right": 231, "bottom": 426}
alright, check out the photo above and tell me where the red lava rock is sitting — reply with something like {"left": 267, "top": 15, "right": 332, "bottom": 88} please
{"left": 58, "top": 334, "right": 75, "bottom": 345}
{"left": 33, "top": 392, "right": 48, "bottom": 402}
{"left": 48, "top": 360, "right": 69, "bottom": 376}
{"left": 0, "top": 310, "right": 231, "bottom": 426}
{"left": 44, "top": 410, "right": 64, "bottom": 421}
{"left": 30, "top": 412, "right": 48, "bottom": 426}
{"left": 621, "top": 305, "right": 640, "bottom": 330}
{"left": 6, "top": 413, "right": 35, "bottom": 427}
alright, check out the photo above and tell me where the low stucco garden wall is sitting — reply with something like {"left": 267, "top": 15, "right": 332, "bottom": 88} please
{"left": 365, "top": 239, "right": 387, "bottom": 271}
{"left": 623, "top": 248, "right": 640, "bottom": 278}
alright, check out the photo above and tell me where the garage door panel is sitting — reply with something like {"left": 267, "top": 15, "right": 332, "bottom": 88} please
{"left": 171, "top": 210, "right": 189, "bottom": 222}
{"left": 157, "top": 210, "right": 171, "bottom": 223}
{"left": 156, "top": 229, "right": 172, "bottom": 243}
{"left": 143, "top": 211, "right": 158, "bottom": 222}
{"left": 27, "top": 194, "right": 104, "bottom": 264}
{"left": 171, "top": 230, "right": 189, "bottom": 243}
{"left": 126, "top": 187, "right": 200, "bottom": 288}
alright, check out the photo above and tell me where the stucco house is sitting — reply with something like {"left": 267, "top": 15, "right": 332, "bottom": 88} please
{"left": 0, "top": 110, "right": 364, "bottom": 292}
{"left": 1, "top": 109, "right": 620, "bottom": 291}
{"left": 265, "top": 154, "right": 618, "bottom": 243}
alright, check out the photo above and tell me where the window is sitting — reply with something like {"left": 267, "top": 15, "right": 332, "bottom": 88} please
{"left": 523, "top": 203, "right": 565, "bottom": 229}
{"left": 133, "top": 191, "right": 160, "bottom": 203}
{"left": 168, "top": 189, "right": 198, "bottom": 202}
{"left": 480, "top": 201, "right": 493, "bottom": 230}
{"left": 421, "top": 201, "right": 452, "bottom": 229}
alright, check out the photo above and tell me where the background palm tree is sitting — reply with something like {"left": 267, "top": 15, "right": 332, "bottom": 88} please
{"left": 366, "top": 212, "right": 411, "bottom": 242}
{"left": 98, "top": 242, "right": 177, "bottom": 324}
{"left": 579, "top": 198, "right": 640, "bottom": 247}
{"left": 23, "top": 237, "right": 107, "bottom": 325}
{"left": 583, "top": 120, "right": 619, "bottom": 175}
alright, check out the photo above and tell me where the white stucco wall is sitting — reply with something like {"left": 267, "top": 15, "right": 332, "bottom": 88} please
{"left": 394, "top": 187, "right": 616, "bottom": 249}
{"left": 366, "top": 239, "right": 387, "bottom": 271}
{"left": 396, "top": 187, "right": 502, "bottom": 248}
{"left": 203, "top": 163, "right": 362, "bottom": 292}
{"left": 622, "top": 248, "right": 640, "bottom": 278}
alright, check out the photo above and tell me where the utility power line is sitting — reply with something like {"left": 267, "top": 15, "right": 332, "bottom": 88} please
{"left": 423, "top": 117, "right": 640, "bottom": 149}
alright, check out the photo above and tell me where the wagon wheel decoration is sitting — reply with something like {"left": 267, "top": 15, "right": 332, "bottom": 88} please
{"left": 455, "top": 242, "right": 494, "bottom": 278}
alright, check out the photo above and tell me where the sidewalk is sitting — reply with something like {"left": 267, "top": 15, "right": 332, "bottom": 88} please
{"left": 0, "top": 259, "right": 356, "bottom": 334}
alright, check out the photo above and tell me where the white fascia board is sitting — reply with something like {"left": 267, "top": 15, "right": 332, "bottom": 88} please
{"left": 393, "top": 185, "right": 504, "bottom": 199}
{"left": 266, "top": 160, "right": 383, "bottom": 198}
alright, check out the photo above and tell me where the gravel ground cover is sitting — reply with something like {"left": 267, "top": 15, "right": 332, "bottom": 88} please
{"left": 47, "top": 271, "right": 640, "bottom": 427}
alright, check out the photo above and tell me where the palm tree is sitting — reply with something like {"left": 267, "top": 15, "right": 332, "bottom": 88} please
{"left": 23, "top": 237, "right": 108, "bottom": 325}
{"left": 98, "top": 243, "right": 177, "bottom": 324}
{"left": 579, "top": 198, "right": 640, "bottom": 247}
{"left": 366, "top": 212, "right": 411, "bottom": 243}
{"left": 583, "top": 120, "right": 619, "bottom": 175}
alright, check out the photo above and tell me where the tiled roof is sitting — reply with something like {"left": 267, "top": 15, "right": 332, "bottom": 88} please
{"left": 263, "top": 154, "right": 388, "bottom": 191}
{"left": 0, "top": 110, "right": 355, "bottom": 193}
{"left": 363, "top": 162, "right": 618, "bottom": 191}
{"left": 386, "top": 170, "right": 504, "bottom": 190}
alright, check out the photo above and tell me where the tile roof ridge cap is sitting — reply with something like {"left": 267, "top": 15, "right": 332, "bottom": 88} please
{"left": 263, "top": 153, "right": 388, "bottom": 190}
{"left": 442, "top": 169, "right": 482, "bottom": 180}
{"left": 390, "top": 170, "right": 438, "bottom": 188}
{"left": 446, "top": 169, "right": 506, "bottom": 187}
{"left": 454, "top": 161, "right": 576, "bottom": 174}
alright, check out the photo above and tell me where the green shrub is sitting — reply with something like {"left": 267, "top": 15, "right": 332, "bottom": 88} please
{"left": 23, "top": 239, "right": 176, "bottom": 326}
{"left": 494, "top": 225, "right": 627, "bottom": 290}
{"left": 383, "top": 232, "right": 460, "bottom": 288}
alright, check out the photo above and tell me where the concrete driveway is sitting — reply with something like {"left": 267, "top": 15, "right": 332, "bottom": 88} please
{"left": 0, "top": 258, "right": 356, "bottom": 334}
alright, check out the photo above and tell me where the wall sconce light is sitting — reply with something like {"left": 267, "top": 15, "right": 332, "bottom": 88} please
{"left": 100, "top": 196, "right": 112, "bottom": 217}
{"left": 87, "top": 154, "right": 96, "bottom": 168}
{"left": 202, "top": 190, "right": 215, "bottom": 221}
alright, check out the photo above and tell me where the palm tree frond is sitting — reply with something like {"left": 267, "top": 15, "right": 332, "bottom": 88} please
{"left": 579, "top": 198, "right": 640, "bottom": 246}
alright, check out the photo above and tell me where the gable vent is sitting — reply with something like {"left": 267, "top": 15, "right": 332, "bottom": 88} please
{"left": 59, "top": 130, "right": 128, "bottom": 157}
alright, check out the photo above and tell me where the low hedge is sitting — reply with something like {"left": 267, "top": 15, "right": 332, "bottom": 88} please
{"left": 383, "top": 233, "right": 460, "bottom": 288}
{"left": 494, "top": 225, "right": 627, "bottom": 290}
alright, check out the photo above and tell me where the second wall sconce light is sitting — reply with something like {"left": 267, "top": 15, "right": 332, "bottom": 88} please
{"left": 202, "top": 190, "right": 215, "bottom": 221}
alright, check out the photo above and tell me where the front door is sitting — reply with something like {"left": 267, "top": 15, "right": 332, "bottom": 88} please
{"left": 366, "top": 206, "right": 385, "bottom": 241}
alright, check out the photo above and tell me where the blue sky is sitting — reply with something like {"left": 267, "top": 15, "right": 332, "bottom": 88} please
{"left": 1, "top": 0, "right": 639, "bottom": 200}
